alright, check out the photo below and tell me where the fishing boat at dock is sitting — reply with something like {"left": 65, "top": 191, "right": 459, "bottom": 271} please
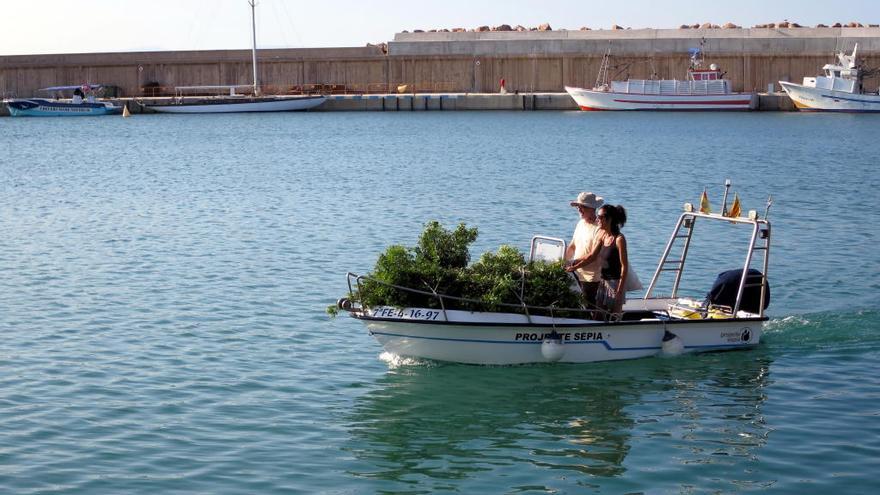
{"left": 3, "top": 85, "right": 122, "bottom": 117}
{"left": 565, "top": 48, "right": 756, "bottom": 111}
{"left": 338, "top": 185, "right": 773, "bottom": 365}
{"left": 779, "top": 44, "right": 880, "bottom": 112}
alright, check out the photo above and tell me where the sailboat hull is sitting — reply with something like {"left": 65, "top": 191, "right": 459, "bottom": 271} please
{"left": 147, "top": 96, "right": 325, "bottom": 114}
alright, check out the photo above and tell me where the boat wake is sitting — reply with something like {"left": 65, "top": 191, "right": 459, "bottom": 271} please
{"left": 761, "top": 310, "right": 880, "bottom": 352}
{"left": 379, "top": 352, "right": 436, "bottom": 368}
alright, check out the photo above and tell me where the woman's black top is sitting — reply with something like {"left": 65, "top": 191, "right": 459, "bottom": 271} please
{"left": 602, "top": 235, "right": 622, "bottom": 280}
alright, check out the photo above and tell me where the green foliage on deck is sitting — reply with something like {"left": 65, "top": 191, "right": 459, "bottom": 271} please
{"left": 352, "top": 221, "right": 583, "bottom": 315}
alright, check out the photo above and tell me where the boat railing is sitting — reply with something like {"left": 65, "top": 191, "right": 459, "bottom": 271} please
{"left": 610, "top": 79, "right": 729, "bottom": 96}
{"left": 344, "top": 272, "right": 599, "bottom": 323}
{"left": 173, "top": 85, "right": 255, "bottom": 98}
{"left": 645, "top": 197, "right": 771, "bottom": 318}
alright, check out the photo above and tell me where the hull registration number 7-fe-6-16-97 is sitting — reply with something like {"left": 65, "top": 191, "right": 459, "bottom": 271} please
{"left": 370, "top": 307, "right": 442, "bottom": 320}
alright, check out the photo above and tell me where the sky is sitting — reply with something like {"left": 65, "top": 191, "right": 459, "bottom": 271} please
{"left": 1, "top": 0, "right": 878, "bottom": 56}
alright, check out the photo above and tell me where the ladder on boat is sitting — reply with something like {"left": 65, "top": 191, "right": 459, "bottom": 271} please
{"left": 645, "top": 209, "right": 771, "bottom": 318}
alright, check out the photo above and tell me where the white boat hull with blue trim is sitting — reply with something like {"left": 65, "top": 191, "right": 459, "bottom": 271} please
{"left": 779, "top": 81, "right": 880, "bottom": 112}
{"left": 4, "top": 98, "right": 122, "bottom": 116}
{"left": 779, "top": 44, "right": 880, "bottom": 112}
{"left": 342, "top": 193, "right": 773, "bottom": 366}
{"left": 356, "top": 300, "right": 763, "bottom": 365}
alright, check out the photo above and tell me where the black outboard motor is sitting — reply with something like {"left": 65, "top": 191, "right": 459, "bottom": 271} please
{"left": 706, "top": 268, "right": 769, "bottom": 314}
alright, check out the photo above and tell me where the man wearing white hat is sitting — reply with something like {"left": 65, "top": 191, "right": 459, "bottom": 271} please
{"left": 564, "top": 192, "right": 605, "bottom": 313}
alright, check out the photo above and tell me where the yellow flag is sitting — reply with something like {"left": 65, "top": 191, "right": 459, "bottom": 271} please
{"left": 699, "top": 189, "right": 711, "bottom": 213}
{"left": 727, "top": 193, "right": 742, "bottom": 218}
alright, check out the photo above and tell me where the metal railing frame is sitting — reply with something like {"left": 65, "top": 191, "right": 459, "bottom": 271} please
{"left": 644, "top": 210, "right": 771, "bottom": 318}
{"left": 345, "top": 272, "right": 600, "bottom": 323}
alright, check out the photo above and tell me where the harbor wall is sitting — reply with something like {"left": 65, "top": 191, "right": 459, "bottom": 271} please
{"left": 2, "top": 28, "right": 879, "bottom": 98}
{"left": 0, "top": 92, "right": 796, "bottom": 116}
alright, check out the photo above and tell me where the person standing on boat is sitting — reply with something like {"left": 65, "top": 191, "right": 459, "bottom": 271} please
{"left": 566, "top": 203, "right": 630, "bottom": 319}
{"left": 564, "top": 192, "right": 605, "bottom": 313}
{"left": 595, "top": 204, "right": 629, "bottom": 318}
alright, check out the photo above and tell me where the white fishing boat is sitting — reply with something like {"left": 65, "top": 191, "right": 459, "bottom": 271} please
{"left": 4, "top": 85, "right": 122, "bottom": 117}
{"left": 143, "top": 1, "right": 325, "bottom": 114}
{"left": 338, "top": 188, "right": 773, "bottom": 365}
{"left": 565, "top": 48, "right": 756, "bottom": 111}
{"left": 779, "top": 44, "right": 880, "bottom": 112}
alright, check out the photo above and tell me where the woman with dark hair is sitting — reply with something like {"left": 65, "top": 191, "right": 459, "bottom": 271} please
{"left": 595, "top": 204, "right": 629, "bottom": 317}
{"left": 565, "top": 203, "right": 630, "bottom": 319}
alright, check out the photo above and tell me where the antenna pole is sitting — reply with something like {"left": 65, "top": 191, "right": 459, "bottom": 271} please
{"left": 763, "top": 195, "right": 773, "bottom": 220}
{"left": 249, "top": 0, "right": 260, "bottom": 96}
{"left": 721, "top": 179, "right": 731, "bottom": 216}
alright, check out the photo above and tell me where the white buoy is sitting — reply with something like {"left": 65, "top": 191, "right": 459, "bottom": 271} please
{"left": 661, "top": 330, "right": 684, "bottom": 357}
{"left": 541, "top": 332, "right": 565, "bottom": 362}
{"left": 122, "top": 103, "right": 130, "bottom": 118}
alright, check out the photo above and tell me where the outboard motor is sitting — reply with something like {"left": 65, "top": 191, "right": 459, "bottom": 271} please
{"left": 706, "top": 268, "right": 770, "bottom": 314}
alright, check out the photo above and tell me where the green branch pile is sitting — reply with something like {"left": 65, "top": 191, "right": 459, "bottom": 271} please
{"left": 351, "top": 221, "right": 583, "bottom": 315}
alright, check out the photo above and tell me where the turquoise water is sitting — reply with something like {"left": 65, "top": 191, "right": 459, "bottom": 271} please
{"left": 1, "top": 112, "right": 878, "bottom": 493}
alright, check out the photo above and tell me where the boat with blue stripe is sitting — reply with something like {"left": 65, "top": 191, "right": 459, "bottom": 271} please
{"left": 780, "top": 44, "right": 880, "bottom": 112}
{"left": 338, "top": 184, "right": 773, "bottom": 365}
{"left": 4, "top": 85, "right": 122, "bottom": 117}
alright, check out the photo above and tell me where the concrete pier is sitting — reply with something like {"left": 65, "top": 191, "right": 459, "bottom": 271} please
{"left": 0, "top": 92, "right": 796, "bottom": 116}
{"left": 315, "top": 93, "right": 795, "bottom": 111}
{"left": 314, "top": 92, "right": 579, "bottom": 111}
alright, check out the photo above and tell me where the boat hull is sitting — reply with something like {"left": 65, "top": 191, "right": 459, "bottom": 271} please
{"left": 4, "top": 98, "right": 122, "bottom": 116}
{"left": 146, "top": 96, "right": 326, "bottom": 113}
{"left": 779, "top": 81, "right": 880, "bottom": 112}
{"left": 357, "top": 305, "right": 764, "bottom": 365}
{"left": 564, "top": 86, "right": 756, "bottom": 111}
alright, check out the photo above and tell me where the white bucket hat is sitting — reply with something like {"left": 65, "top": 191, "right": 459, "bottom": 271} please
{"left": 570, "top": 192, "right": 604, "bottom": 209}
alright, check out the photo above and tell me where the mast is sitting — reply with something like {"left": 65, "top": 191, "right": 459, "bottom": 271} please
{"left": 249, "top": 0, "right": 260, "bottom": 96}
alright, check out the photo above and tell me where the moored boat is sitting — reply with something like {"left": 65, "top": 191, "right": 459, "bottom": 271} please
{"left": 565, "top": 48, "right": 756, "bottom": 111}
{"left": 338, "top": 187, "right": 773, "bottom": 365}
{"left": 146, "top": 93, "right": 325, "bottom": 114}
{"left": 779, "top": 44, "right": 880, "bottom": 112}
{"left": 3, "top": 85, "right": 122, "bottom": 117}
{"left": 142, "top": 1, "right": 325, "bottom": 114}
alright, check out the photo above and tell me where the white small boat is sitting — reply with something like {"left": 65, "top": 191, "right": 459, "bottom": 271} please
{"left": 779, "top": 44, "right": 880, "bottom": 112}
{"left": 147, "top": 94, "right": 325, "bottom": 114}
{"left": 338, "top": 188, "right": 773, "bottom": 365}
{"left": 565, "top": 48, "right": 756, "bottom": 111}
{"left": 143, "top": 1, "right": 325, "bottom": 114}
{"left": 4, "top": 85, "right": 122, "bottom": 117}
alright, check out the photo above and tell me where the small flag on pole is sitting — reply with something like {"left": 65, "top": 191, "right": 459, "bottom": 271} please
{"left": 727, "top": 193, "right": 742, "bottom": 218}
{"left": 699, "top": 188, "right": 711, "bottom": 213}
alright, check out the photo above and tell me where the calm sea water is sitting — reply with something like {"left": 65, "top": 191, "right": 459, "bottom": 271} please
{"left": 1, "top": 111, "right": 878, "bottom": 494}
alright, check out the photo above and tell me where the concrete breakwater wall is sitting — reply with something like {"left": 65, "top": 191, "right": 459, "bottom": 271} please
{"left": 2, "top": 28, "right": 879, "bottom": 98}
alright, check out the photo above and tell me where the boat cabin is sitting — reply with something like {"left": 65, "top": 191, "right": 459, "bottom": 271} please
{"left": 801, "top": 45, "right": 862, "bottom": 94}
{"left": 688, "top": 67, "right": 723, "bottom": 82}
